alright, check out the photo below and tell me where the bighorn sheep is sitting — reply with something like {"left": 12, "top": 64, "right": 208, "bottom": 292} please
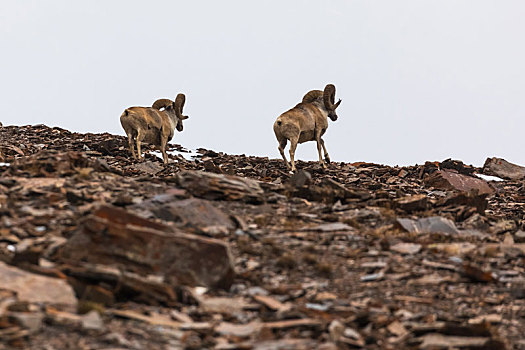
{"left": 273, "top": 84, "right": 341, "bottom": 172}
{"left": 120, "top": 94, "right": 188, "bottom": 164}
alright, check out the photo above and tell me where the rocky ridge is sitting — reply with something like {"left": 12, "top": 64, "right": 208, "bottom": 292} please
{"left": 0, "top": 124, "right": 525, "bottom": 349}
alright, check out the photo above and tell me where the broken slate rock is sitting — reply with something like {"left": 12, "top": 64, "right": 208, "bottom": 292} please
{"left": 396, "top": 216, "right": 459, "bottom": 235}
{"left": 437, "top": 192, "right": 488, "bottom": 214}
{"left": 394, "top": 194, "right": 428, "bottom": 212}
{"left": 176, "top": 170, "right": 264, "bottom": 203}
{"left": 483, "top": 157, "right": 525, "bottom": 180}
{"left": 59, "top": 205, "right": 235, "bottom": 289}
{"left": 136, "top": 197, "right": 235, "bottom": 234}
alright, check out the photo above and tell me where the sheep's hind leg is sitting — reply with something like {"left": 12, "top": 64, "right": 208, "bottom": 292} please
{"left": 289, "top": 136, "right": 299, "bottom": 172}
{"left": 160, "top": 134, "right": 169, "bottom": 165}
{"left": 127, "top": 133, "right": 136, "bottom": 159}
{"left": 136, "top": 129, "right": 143, "bottom": 161}
{"left": 278, "top": 138, "right": 291, "bottom": 169}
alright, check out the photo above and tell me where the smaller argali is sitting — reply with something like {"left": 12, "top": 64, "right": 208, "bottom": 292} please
{"left": 120, "top": 94, "right": 189, "bottom": 164}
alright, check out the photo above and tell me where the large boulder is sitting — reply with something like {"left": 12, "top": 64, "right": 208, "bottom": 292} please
{"left": 59, "top": 205, "right": 235, "bottom": 290}
{"left": 482, "top": 157, "right": 525, "bottom": 180}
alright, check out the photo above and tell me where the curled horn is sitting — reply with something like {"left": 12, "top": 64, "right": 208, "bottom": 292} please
{"left": 302, "top": 90, "right": 323, "bottom": 104}
{"left": 323, "top": 84, "right": 341, "bottom": 111}
{"left": 152, "top": 98, "right": 173, "bottom": 110}
{"left": 174, "top": 93, "right": 185, "bottom": 119}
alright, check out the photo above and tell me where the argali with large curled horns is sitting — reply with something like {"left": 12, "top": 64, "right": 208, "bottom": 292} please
{"left": 120, "top": 94, "right": 189, "bottom": 164}
{"left": 273, "top": 84, "right": 342, "bottom": 172}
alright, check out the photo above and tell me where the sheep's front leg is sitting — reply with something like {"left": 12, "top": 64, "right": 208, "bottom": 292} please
{"left": 278, "top": 138, "right": 291, "bottom": 169}
{"left": 127, "top": 133, "right": 136, "bottom": 159}
{"left": 289, "top": 136, "right": 299, "bottom": 172}
{"left": 320, "top": 138, "right": 330, "bottom": 164}
{"left": 315, "top": 132, "right": 326, "bottom": 169}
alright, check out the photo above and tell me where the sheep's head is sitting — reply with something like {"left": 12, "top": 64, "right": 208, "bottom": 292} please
{"left": 152, "top": 94, "right": 189, "bottom": 132}
{"left": 323, "top": 84, "right": 341, "bottom": 121}
{"left": 173, "top": 94, "right": 188, "bottom": 131}
{"left": 302, "top": 85, "right": 341, "bottom": 121}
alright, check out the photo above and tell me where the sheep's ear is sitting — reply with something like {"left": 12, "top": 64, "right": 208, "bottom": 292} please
{"left": 181, "top": 115, "right": 189, "bottom": 120}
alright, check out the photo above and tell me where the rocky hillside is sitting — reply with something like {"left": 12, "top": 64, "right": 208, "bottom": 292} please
{"left": 1, "top": 124, "right": 525, "bottom": 349}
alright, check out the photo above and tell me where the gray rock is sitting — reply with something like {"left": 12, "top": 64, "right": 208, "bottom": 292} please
{"left": 396, "top": 216, "right": 459, "bottom": 235}
{"left": 81, "top": 310, "right": 104, "bottom": 331}
{"left": 9, "top": 311, "right": 44, "bottom": 333}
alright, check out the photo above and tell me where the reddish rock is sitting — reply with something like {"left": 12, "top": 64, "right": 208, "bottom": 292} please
{"left": 424, "top": 169, "right": 494, "bottom": 195}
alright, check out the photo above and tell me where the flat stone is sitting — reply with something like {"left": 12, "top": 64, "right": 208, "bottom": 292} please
{"left": 390, "top": 242, "right": 422, "bottom": 255}
{"left": 199, "top": 296, "right": 249, "bottom": 314}
{"left": 312, "top": 222, "right": 353, "bottom": 232}
{"left": 0, "top": 261, "right": 76, "bottom": 307}
{"left": 216, "top": 321, "right": 262, "bottom": 338}
{"left": 417, "top": 334, "right": 491, "bottom": 348}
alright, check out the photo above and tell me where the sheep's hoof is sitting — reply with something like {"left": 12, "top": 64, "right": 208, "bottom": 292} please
{"left": 325, "top": 155, "right": 331, "bottom": 164}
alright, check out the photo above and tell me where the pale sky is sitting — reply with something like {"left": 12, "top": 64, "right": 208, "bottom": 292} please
{"left": 1, "top": 1, "right": 524, "bottom": 166}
